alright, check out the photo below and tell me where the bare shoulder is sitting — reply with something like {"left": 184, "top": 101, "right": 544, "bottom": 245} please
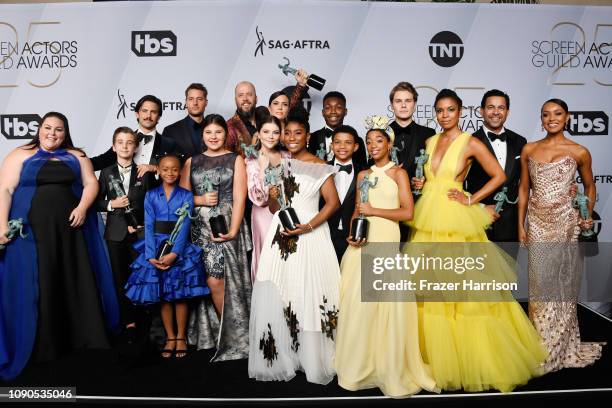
{"left": 521, "top": 141, "right": 537, "bottom": 157}
{"left": 12, "top": 146, "right": 37, "bottom": 159}
{"left": 388, "top": 165, "right": 408, "bottom": 179}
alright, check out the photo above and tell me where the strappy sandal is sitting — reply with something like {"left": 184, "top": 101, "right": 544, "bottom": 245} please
{"left": 175, "top": 338, "right": 189, "bottom": 359}
{"left": 161, "top": 338, "right": 176, "bottom": 359}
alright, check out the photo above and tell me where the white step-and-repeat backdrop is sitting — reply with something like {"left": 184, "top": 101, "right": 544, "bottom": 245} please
{"left": 1, "top": 0, "right": 611, "bottom": 239}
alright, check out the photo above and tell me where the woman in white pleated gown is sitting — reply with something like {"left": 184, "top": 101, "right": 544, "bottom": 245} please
{"left": 248, "top": 111, "right": 341, "bottom": 385}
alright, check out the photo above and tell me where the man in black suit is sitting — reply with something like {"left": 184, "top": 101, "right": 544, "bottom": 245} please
{"left": 91, "top": 94, "right": 175, "bottom": 176}
{"left": 322, "top": 125, "right": 364, "bottom": 262}
{"left": 464, "top": 89, "right": 526, "bottom": 245}
{"left": 163, "top": 83, "right": 208, "bottom": 159}
{"left": 95, "top": 127, "right": 154, "bottom": 343}
{"left": 307, "top": 91, "right": 367, "bottom": 169}
{"left": 388, "top": 82, "right": 436, "bottom": 243}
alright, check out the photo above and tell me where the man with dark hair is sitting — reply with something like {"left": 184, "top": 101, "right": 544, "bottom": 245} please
{"left": 91, "top": 94, "right": 175, "bottom": 176}
{"left": 162, "top": 83, "right": 208, "bottom": 158}
{"left": 307, "top": 91, "right": 367, "bottom": 168}
{"left": 464, "top": 89, "right": 526, "bottom": 245}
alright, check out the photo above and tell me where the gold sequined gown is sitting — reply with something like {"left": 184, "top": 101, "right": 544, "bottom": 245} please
{"left": 527, "top": 156, "right": 604, "bottom": 373}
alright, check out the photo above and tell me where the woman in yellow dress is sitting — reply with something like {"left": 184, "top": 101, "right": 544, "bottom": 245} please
{"left": 335, "top": 115, "right": 438, "bottom": 397}
{"left": 409, "top": 89, "right": 547, "bottom": 392}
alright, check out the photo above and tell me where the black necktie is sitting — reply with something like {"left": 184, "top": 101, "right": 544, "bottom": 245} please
{"left": 138, "top": 132, "right": 153, "bottom": 144}
{"left": 337, "top": 163, "right": 352, "bottom": 174}
{"left": 487, "top": 131, "right": 506, "bottom": 142}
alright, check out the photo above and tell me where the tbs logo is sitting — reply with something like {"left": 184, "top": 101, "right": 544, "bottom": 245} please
{"left": 567, "top": 112, "right": 608, "bottom": 136}
{"left": 1, "top": 115, "right": 42, "bottom": 139}
{"left": 131, "top": 31, "right": 177, "bottom": 57}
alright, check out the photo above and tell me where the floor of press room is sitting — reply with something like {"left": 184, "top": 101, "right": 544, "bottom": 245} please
{"left": 2, "top": 303, "right": 610, "bottom": 406}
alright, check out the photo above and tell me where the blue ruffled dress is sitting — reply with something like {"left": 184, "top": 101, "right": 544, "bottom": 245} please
{"left": 124, "top": 185, "right": 209, "bottom": 305}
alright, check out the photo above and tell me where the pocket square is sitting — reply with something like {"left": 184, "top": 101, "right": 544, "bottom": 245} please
{"left": 515, "top": 155, "right": 521, "bottom": 159}
{"left": 133, "top": 181, "right": 143, "bottom": 187}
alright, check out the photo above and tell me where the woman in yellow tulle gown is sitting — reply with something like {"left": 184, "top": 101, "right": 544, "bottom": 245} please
{"left": 335, "top": 116, "right": 438, "bottom": 397}
{"left": 409, "top": 89, "right": 547, "bottom": 392}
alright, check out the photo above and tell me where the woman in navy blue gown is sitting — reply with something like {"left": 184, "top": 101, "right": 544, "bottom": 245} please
{"left": 0, "top": 112, "right": 119, "bottom": 380}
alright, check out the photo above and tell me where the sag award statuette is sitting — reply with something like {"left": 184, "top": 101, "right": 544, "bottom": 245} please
{"left": 493, "top": 187, "right": 518, "bottom": 214}
{"left": 0, "top": 218, "right": 27, "bottom": 250}
{"left": 203, "top": 169, "right": 228, "bottom": 238}
{"left": 351, "top": 174, "right": 378, "bottom": 241}
{"left": 413, "top": 149, "right": 429, "bottom": 196}
{"left": 264, "top": 163, "right": 300, "bottom": 231}
{"left": 572, "top": 189, "right": 595, "bottom": 237}
{"left": 157, "top": 202, "right": 193, "bottom": 259}
{"left": 316, "top": 142, "right": 327, "bottom": 161}
{"left": 278, "top": 57, "right": 326, "bottom": 91}
{"left": 109, "top": 175, "right": 139, "bottom": 228}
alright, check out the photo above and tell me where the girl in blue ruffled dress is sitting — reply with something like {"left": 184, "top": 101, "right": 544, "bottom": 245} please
{"left": 125, "top": 154, "right": 209, "bottom": 358}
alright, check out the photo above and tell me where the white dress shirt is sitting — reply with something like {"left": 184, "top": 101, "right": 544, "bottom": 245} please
{"left": 107, "top": 163, "right": 132, "bottom": 211}
{"left": 135, "top": 129, "right": 157, "bottom": 165}
{"left": 483, "top": 125, "right": 507, "bottom": 169}
{"left": 334, "top": 159, "right": 353, "bottom": 230}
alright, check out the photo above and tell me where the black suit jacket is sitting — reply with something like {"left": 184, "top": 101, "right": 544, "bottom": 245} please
{"left": 90, "top": 131, "right": 176, "bottom": 171}
{"left": 162, "top": 116, "right": 204, "bottom": 159}
{"left": 307, "top": 127, "right": 368, "bottom": 169}
{"left": 391, "top": 120, "right": 436, "bottom": 179}
{"left": 321, "top": 160, "right": 364, "bottom": 243}
{"left": 464, "top": 127, "right": 527, "bottom": 241}
{"left": 95, "top": 163, "right": 153, "bottom": 242}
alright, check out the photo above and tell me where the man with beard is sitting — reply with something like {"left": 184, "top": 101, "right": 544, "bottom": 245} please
{"left": 163, "top": 83, "right": 208, "bottom": 158}
{"left": 226, "top": 79, "right": 308, "bottom": 155}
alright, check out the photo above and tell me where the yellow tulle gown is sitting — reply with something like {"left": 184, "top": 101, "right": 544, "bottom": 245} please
{"left": 335, "top": 161, "right": 439, "bottom": 397}
{"left": 408, "top": 132, "right": 547, "bottom": 393}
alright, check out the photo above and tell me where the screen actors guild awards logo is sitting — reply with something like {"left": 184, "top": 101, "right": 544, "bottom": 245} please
{"left": 429, "top": 31, "right": 464, "bottom": 67}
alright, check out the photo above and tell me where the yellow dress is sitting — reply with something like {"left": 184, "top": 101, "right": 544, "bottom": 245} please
{"left": 335, "top": 161, "right": 438, "bottom": 397}
{"left": 409, "top": 132, "right": 547, "bottom": 393}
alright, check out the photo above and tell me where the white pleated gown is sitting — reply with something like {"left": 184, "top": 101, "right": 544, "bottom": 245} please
{"left": 248, "top": 159, "right": 340, "bottom": 385}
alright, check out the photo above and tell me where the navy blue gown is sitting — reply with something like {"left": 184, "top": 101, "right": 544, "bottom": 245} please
{"left": 0, "top": 148, "right": 119, "bottom": 380}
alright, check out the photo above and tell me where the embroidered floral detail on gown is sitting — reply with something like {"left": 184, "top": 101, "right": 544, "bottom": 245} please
{"left": 248, "top": 159, "right": 340, "bottom": 385}
{"left": 527, "top": 156, "right": 604, "bottom": 373}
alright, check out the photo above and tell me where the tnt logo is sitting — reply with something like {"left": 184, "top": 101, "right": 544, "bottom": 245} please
{"left": 567, "top": 112, "right": 608, "bottom": 136}
{"left": 131, "top": 31, "right": 177, "bottom": 57}
{"left": 1, "top": 114, "right": 41, "bottom": 139}
{"left": 429, "top": 31, "right": 464, "bottom": 67}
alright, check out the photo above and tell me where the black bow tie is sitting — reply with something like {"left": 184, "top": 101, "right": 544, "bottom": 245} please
{"left": 325, "top": 128, "right": 334, "bottom": 138}
{"left": 337, "top": 163, "right": 353, "bottom": 174}
{"left": 138, "top": 132, "right": 153, "bottom": 144}
{"left": 487, "top": 131, "right": 506, "bottom": 142}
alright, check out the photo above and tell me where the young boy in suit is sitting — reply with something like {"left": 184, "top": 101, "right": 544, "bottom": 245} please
{"left": 325, "top": 125, "right": 364, "bottom": 262}
{"left": 95, "top": 127, "right": 153, "bottom": 342}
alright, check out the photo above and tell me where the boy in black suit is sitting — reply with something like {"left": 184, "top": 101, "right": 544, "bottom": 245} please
{"left": 95, "top": 127, "right": 153, "bottom": 342}
{"left": 324, "top": 125, "right": 364, "bottom": 262}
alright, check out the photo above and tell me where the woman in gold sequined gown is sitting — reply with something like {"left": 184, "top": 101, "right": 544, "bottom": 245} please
{"left": 518, "top": 98, "right": 604, "bottom": 373}
{"left": 408, "top": 89, "right": 546, "bottom": 393}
